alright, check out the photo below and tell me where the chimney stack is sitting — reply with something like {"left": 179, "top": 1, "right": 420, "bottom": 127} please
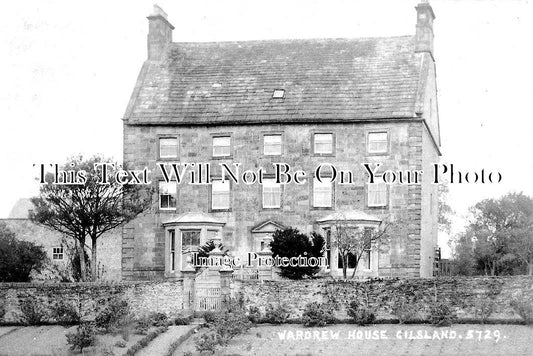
{"left": 147, "top": 5, "right": 174, "bottom": 60}
{"left": 415, "top": 1, "right": 435, "bottom": 56}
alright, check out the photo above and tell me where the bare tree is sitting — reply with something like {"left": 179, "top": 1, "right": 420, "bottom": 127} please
{"left": 31, "top": 155, "right": 153, "bottom": 281}
{"left": 330, "top": 214, "right": 394, "bottom": 279}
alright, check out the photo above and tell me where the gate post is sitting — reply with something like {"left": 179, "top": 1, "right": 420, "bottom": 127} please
{"left": 182, "top": 265, "right": 196, "bottom": 311}
{"left": 219, "top": 264, "right": 234, "bottom": 308}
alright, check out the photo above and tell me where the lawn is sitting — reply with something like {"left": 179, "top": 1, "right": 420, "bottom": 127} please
{"left": 174, "top": 324, "right": 533, "bottom": 356}
{"left": 0, "top": 325, "right": 147, "bottom": 356}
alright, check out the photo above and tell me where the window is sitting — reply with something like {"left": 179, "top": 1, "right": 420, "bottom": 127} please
{"left": 313, "top": 133, "right": 333, "bottom": 154}
{"left": 181, "top": 230, "right": 201, "bottom": 253}
{"left": 367, "top": 181, "right": 387, "bottom": 207}
{"left": 159, "top": 181, "right": 177, "bottom": 210}
{"left": 211, "top": 180, "right": 230, "bottom": 210}
{"left": 263, "top": 134, "right": 282, "bottom": 156}
{"left": 338, "top": 252, "right": 357, "bottom": 269}
{"left": 169, "top": 230, "right": 176, "bottom": 271}
{"left": 363, "top": 228, "right": 372, "bottom": 270}
{"left": 313, "top": 177, "right": 332, "bottom": 208}
{"left": 52, "top": 247, "right": 64, "bottom": 261}
{"left": 159, "top": 137, "right": 178, "bottom": 158}
{"left": 262, "top": 178, "right": 281, "bottom": 208}
{"left": 213, "top": 136, "right": 231, "bottom": 157}
{"left": 324, "top": 228, "right": 331, "bottom": 269}
{"left": 367, "top": 132, "right": 388, "bottom": 154}
{"left": 272, "top": 89, "right": 285, "bottom": 99}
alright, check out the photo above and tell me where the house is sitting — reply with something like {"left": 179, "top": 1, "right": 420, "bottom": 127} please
{"left": 121, "top": 2, "right": 441, "bottom": 280}
{"left": 2, "top": 198, "right": 122, "bottom": 281}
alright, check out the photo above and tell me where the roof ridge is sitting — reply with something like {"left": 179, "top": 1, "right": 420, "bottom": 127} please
{"left": 169, "top": 35, "right": 413, "bottom": 45}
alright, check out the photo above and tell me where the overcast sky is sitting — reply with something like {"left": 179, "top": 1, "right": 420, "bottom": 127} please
{"left": 1, "top": 0, "right": 532, "bottom": 251}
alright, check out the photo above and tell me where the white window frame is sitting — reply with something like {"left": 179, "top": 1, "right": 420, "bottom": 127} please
{"left": 262, "top": 178, "right": 281, "bottom": 208}
{"left": 313, "top": 177, "right": 333, "bottom": 208}
{"left": 367, "top": 181, "right": 387, "bottom": 207}
{"left": 263, "top": 134, "right": 282, "bottom": 156}
{"left": 367, "top": 131, "right": 389, "bottom": 154}
{"left": 52, "top": 246, "right": 64, "bottom": 261}
{"left": 313, "top": 133, "right": 334, "bottom": 155}
{"left": 211, "top": 180, "right": 230, "bottom": 210}
{"left": 212, "top": 136, "right": 231, "bottom": 157}
{"left": 159, "top": 181, "right": 177, "bottom": 210}
{"left": 159, "top": 137, "right": 178, "bottom": 159}
{"left": 169, "top": 230, "right": 176, "bottom": 272}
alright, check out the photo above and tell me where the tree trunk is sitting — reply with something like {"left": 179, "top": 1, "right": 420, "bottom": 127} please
{"left": 78, "top": 238, "right": 87, "bottom": 281}
{"left": 91, "top": 238, "right": 98, "bottom": 281}
{"left": 341, "top": 255, "right": 347, "bottom": 279}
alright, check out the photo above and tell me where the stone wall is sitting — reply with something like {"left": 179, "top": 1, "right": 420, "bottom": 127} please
{"left": 232, "top": 276, "right": 533, "bottom": 322}
{"left": 0, "top": 280, "right": 184, "bottom": 325}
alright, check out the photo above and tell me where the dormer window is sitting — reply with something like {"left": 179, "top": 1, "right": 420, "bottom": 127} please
{"left": 272, "top": 89, "right": 285, "bottom": 99}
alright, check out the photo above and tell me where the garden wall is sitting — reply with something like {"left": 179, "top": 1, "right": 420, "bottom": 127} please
{"left": 0, "top": 280, "right": 185, "bottom": 325}
{"left": 232, "top": 276, "right": 533, "bottom": 322}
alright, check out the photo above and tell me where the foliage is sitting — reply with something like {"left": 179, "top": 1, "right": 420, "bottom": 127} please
{"left": 66, "top": 323, "right": 97, "bottom": 352}
{"left": 147, "top": 312, "right": 168, "bottom": 327}
{"left": 203, "top": 311, "right": 219, "bottom": 325}
{"left": 195, "top": 331, "right": 222, "bottom": 354}
{"left": 247, "top": 306, "right": 262, "bottom": 324}
{"left": 125, "top": 326, "right": 168, "bottom": 356}
{"left": 95, "top": 298, "right": 130, "bottom": 332}
{"left": 214, "top": 310, "right": 252, "bottom": 343}
{"left": 438, "top": 184, "right": 454, "bottom": 234}
{"left": 390, "top": 296, "right": 419, "bottom": 324}
{"left": 451, "top": 193, "right": 533, "bottom": 276}
{"left": 173, "top": 315, "right": 193, "bottom": 325}
{"left": 0, "top": 301, "right": 5, "bottom": 321}
{"left": 269, "top": 228, "right": 325, "bottom": 279}
{"left": 347, "top": 301, "right": 376, "bottom": 326}
{"left": 0, "top": 222, "right": 47, "bottom": 282}
{"left": 264, "top": 303, "right": 290, "bottom": 324}
{"left": 429, "top": 300, "right": 456, "bottom": 327}
{"left": 115, "top": 340, "right": 127, "bottom": 348}
{"left": 471, "top": 296, "right": 495, "bottom": 324}
{"left": 134, "top": 318, "right": 150, "bottom": 335}
{"left": 51, "top": 300, "right": 81, "bottom": 326}
{"left": 18, "top": 299, "right": 48, "bottom": 325}
{"left": 329, "top": 214, "right": 394, "bottom": 279}
{"left": 510, "top": 297, "right": 533, "bottom": 324}
{"left": 30, "top": 155, "right": 153, "bottom": 281}
{"left": 302, "top": 302, "right": 335, "bottom": 327}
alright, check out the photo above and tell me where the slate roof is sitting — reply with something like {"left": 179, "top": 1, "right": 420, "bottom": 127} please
{"left": 124, "top": 36, "right": 426, "bottom": 125}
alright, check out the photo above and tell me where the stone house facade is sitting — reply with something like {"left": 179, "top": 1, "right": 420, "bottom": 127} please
{"left": 121, "top": 2, "right": 441, "bottom": 280}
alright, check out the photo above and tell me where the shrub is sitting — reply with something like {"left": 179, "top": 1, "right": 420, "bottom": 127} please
{"left": 472, "top": 296, "right": 495, "bottom": 324}
{"left": 51, "top": 300, "right": 81, "bottom": 326}
{"left": 19, "top": 299, "right": 48, "bottom": 325}
{"left": 174, "top": 315, "right": 192, "bottom": 325}
{"left": 270, "top": 228, "right": 325, "bottom": 279}
{"left": 214, "top": 311, "right": 252, "bottom": 344}
{"left": 510, "top": 298, "right": 533, "bottom": 325}
{"left": 66, "top": 323, "right": 96, "bottom": 352}
{"left": 147, "top": 312, "right": 168, "bottom": 327}
{"left": 390, "top": 296, "right": 419, "bottom": 324}
{"left": 264, "top": 304, "right": 290, "bottom": 324}
{"left": 247, "top": 306, "right": 262, "bottom": 324}
{"left": 195, "top": 331, "right": 221, "bottom": 354}
{"left": 125, "top": 326, "right": 167, "bottom": 356}
{"left": 203, "top": 311, "right": 219, "bottom": 325}
{"left": 0, "top": 222, "right": 47, "bottom": 282}
{"left": 95, "top": 298, "right": 130, "bottom": 332}
{"left": 0, "top": 301, "right": 5, "bottom": 321}
{"left": 347, "top": 301, "right": 376, "bottom": 326}
{"left": 302, "top": 302, "right": 335, "bottom": 327}
{"left": 134, "top": 318, "right": 150, "bottom": 335}
{"left": 115, "top": 340, "right": 127, "bottom": 348}
{"left": 429, "top": 300, "right": 456, "bottom": 327}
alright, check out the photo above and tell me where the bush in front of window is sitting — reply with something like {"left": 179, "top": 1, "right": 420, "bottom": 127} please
{"left": 269, "top": 228, "right": 325, "bottom": 280}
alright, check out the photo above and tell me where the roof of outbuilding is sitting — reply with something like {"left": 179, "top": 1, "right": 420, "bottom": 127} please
{"left": 124, "top": 36, "right": 426, "bottom": 125}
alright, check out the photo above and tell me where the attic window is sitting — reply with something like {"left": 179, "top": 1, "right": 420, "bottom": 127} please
{"left": 272, "top": 89, "right": 285, "bottom": 99}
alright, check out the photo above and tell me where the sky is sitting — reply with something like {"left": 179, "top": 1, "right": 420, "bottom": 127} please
{"left": 0, "top": 0, "right": 532, "bottom": 256}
